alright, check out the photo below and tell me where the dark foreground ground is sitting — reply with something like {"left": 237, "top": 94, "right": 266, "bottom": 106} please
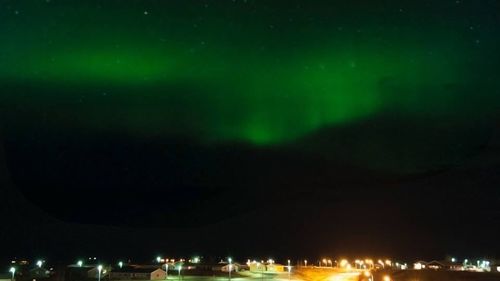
{"left": 375, "top": 270, "right": 500, "bottom": 281}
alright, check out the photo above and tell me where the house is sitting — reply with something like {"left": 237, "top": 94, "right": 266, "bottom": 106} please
{"left": 413, "top": 261, "right": 427, "bottom": 270}
{"left": 426, "top": 261, "right": 445, "bottom": 270}
{"left": 220, "top": 263, "right": 241, "bottom": 272}
{"left": 66, "top": 265, "right": 95, "bottom": 281}
{"left": 248, "top": 262, "right": 285, "bottom": 273}
{"left": 30, "top": 267, "right": 52, "bottom": 279}
{"left": 110, "top": 267, "right": 166, "bottom": 280}
{"left": 265, "top": 264, "right": 285, "bottom": 273}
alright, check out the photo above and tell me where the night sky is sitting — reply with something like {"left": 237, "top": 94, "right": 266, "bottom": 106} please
{"left": 1, "top": 0, "right": 500, "bottom": 261}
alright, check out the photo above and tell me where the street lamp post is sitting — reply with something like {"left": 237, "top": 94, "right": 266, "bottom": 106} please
{"left": 228, "top": 258, "right": 232, "bottom": 281}
{"left": 287, "top": 260, "right": 291, "bottom": 281}
{"left": 97, "top": 265, "right": 103, "bottom": 281}
{"left": 177, "top": 265, "right": 181, "bottom": 281}
{"left": 9, "top": 267, "right": 15, "bottom": 281}
{"left": 261, "top": 263, "right": 264, "bottom": 281}
{"left": 165, "top": 263, "right": 169, "bottom": 280}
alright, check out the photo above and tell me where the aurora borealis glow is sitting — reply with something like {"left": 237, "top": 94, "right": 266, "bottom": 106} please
{"left": 1, "top": 0, "right": 499, "bottom": 172}
{"left": 3, "top": 0, "right": 500, "bottom": 259}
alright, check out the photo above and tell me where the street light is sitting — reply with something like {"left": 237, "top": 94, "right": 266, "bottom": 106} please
{"left": 77, "top": 260, "right": 83, "bottom": 267}
{"left": 258, "top": 262, "right": 264, "bottom": 281}
{"left": 118, "top": 262, "right": 123, "bottom": 268}
{"left": 177, "top": 265, "right": 182, "bottom": 281}
{"left": 228, "top": 258, "right": 232, "bottom": 281}
{"left": 37, "top": 260, "right": 43, "bottom": 268}
{"left": 304, "top": 260, "right": 307, "bottom": 267}
{"left": 164, "top": 263, "right": 169, "bottom": 280}
{"left": 157, "top": 257, "right": 162, "bottom": 263}
{"left": 287, "top": 260, "right": 291, "bottom": 281}
{"left": 97, "top": 265, "right": 103, "bottom": 281}
{"left": 9, "top": 267, "right": 15, "bottom": 281}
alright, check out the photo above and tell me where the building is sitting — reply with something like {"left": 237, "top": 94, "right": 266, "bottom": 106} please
{"left": 109, "top": 268, "right": 166, "bottom": 280}
{"left": 413, "top": 261, "right": 427, "bottom": 270}
{"left": 30, "top": 267, "right": 52, "bottom": 279}
{"left": 248, "top": 262, "right": 285, "bottom": 273}
{"left": 66, "top": 265, "right": 95, "bottom": 281}
{"left": 265, "top": 264, "right": 285, "bottom": 273}
{"left": 426, "top": 261, "right": 445, "bottom": 270}
{"left": 220, "top": 263, "right": 241, "bottom": 272}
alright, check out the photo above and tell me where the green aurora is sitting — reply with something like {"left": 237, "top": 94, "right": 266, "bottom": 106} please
{"left": 1, "top": 0, "right": 499, "bottom": 147}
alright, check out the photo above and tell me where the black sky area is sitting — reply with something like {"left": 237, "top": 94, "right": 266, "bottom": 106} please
{"left": 1, "top": 0, "right": 500, "bottom": 263}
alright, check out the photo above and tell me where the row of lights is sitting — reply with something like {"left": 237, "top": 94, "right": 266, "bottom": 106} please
{"left": 300, "top": 258, "right": 393, "bottom": 269}
{"left": 8, "top": 260, "right": 46, "bottom": 281}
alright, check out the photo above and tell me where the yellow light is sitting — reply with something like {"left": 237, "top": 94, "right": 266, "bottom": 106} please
{"left": 364, "top": 271, "right": 370, "bottom": 277}
{"left": 383, "top": 275, "right": 391, "bottom": 281}
{"left": 340, "top": 259, "right": 348, "bottom": 267}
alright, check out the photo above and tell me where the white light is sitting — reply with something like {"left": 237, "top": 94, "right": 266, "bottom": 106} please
{"left": 77, "top": 261, "right": 83, "bottom": 267}
{"left": 98, "top": 265, "right": 103, "bottom": 272}
{"left": 37, "top": 261, "right": 43, "bottom": 268}
{"left": 9, "top": 267, "right": 16, "bottom": 273}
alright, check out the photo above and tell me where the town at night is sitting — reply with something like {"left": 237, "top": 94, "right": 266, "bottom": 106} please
{"left": 1, "top": 0, "right": 500, "bottom": 281}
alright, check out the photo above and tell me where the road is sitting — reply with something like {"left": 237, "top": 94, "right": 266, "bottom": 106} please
{"left": 295, "top": 267, "right": 361, "bottom": 281}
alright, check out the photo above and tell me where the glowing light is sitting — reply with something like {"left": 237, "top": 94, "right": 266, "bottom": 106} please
{"left": 383, "top": 275, "right": 391, "bottom": 281}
